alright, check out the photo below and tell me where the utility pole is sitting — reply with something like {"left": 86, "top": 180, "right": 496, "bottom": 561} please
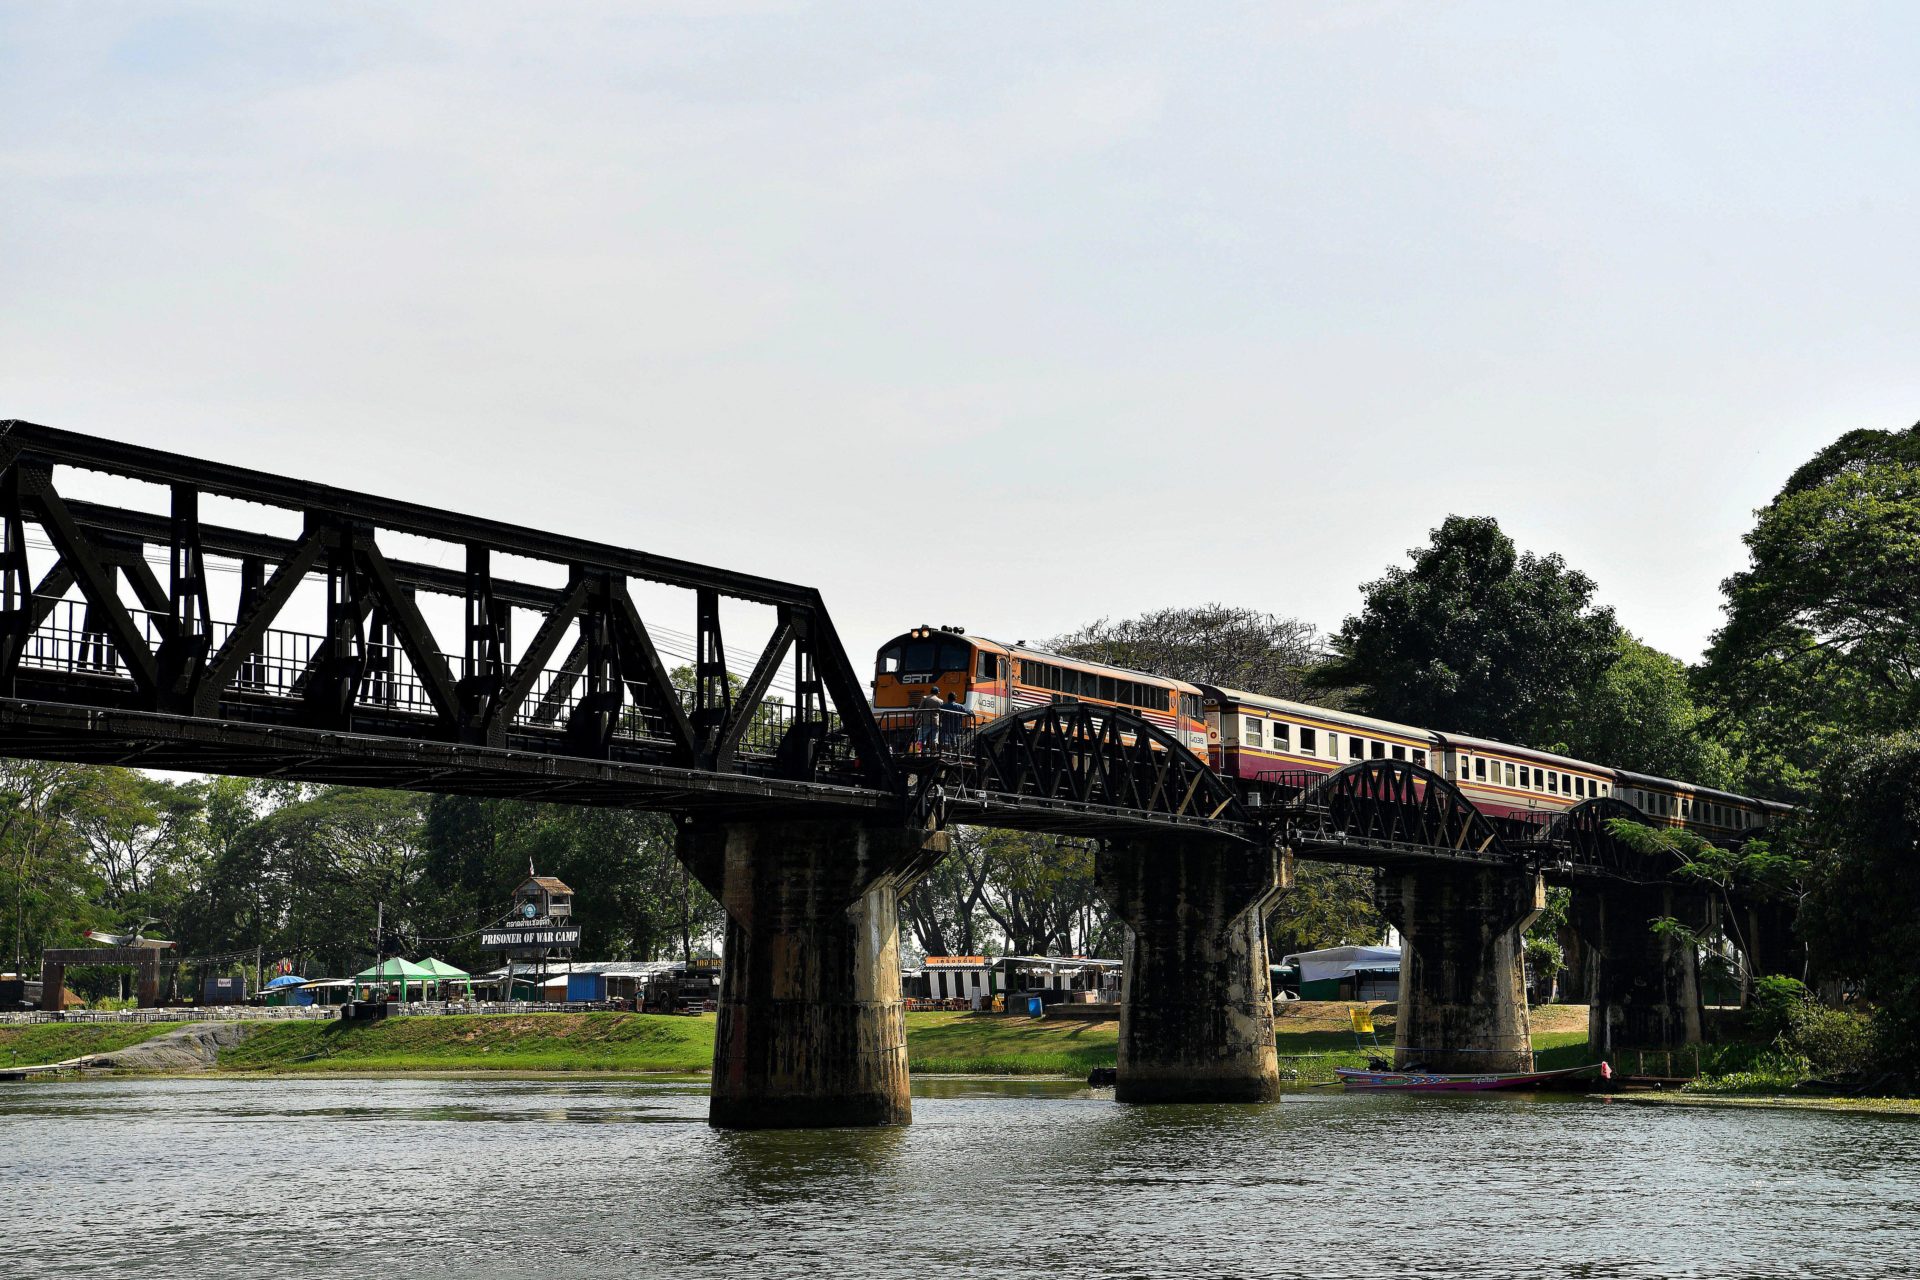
{"left": 254, "top": 944, "right": 263, "bottom": 1000}
{"left": 374, "top": 900, "right": 384, "bottom": 998}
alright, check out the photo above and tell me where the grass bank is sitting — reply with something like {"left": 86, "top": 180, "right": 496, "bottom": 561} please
{"left": 220, "top": 1013, "right": 715, "bottom": 1074}
{"left": 907, "top": 1011, "right": 1116, "bottom": 1074}
{"left": 0, "top": 1022, "right": 185, "bottom": 1068}
{"left": 8, "top": 1002, "right": 1601, "bottom": 1080}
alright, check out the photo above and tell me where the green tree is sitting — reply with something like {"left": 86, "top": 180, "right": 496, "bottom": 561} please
{"left": 66, "top": 769, "right": 206, "bottom": 936}
{"left": 1312, "top": 516, "right": 1619, "bottom": 744}
{"left": 0, "top": 760, "right": 99, "bottom": 975}
{"left": 1052, "top": 604, "right": 1324, "bottom": 698}
{"left": 1701, "top": 423, "right": 1920, "bottom": 794}
{"left": 1796, "top": 733, "right": 1920, "bottom": 1087}
{"left": 1267, "top": 863, "right": 1383, "bottom": 958}
{"left": 1561, "top": 634, "right": 1733, "bottom": 786}
{"left": 1604, "top": 817, "right": 1807, "bottom": 988}
{"left": 902, "top": 842, "right": 993, "bottom": 960}
{"left": 968, "top": 829, "right": 1118, "bottom": 958}
{"left": 1524, "top": 886, "right": 1572, "bottom": 1002}
{"left": 234, "top": 787, "right": 433, "bottom": 976}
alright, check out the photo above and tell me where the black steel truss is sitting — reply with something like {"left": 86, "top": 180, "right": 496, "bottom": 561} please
{"left": 1274, "top": 760, "right": 1515, "bottom": 868}
{"left": 0, "top": 421, "right": 1799, "bottom": 863}
{"left": 1527, "top": 797, "right": 1672, "bottom": 883}
{"left": 949, "top": 703, "right": 1251, "bottom": 838}
{"left": 0, "top": 420, "right": 892, "bottom": 811}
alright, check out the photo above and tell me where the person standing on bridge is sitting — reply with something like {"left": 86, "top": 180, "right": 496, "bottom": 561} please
{"left": 918, "top": 690, "right": 945, "bottom": 752}
{"left": 941, "top": 691, "right": 968, "bottom": 749}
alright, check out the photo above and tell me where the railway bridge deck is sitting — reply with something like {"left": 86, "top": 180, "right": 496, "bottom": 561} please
{"left": 0, "top": 421, "right": 1776, "bottom": 1123}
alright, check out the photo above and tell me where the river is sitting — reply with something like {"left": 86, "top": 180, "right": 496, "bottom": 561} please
{"left": 3, "top": 1075, "right": 1916, "bottom": 1279}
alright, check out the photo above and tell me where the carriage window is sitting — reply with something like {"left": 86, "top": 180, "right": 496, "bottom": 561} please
{"left": 1561, "top": 773, "right": 1572, "bottom": 793}
{"left": 1518, "top": 766, "right": 1530, "bottom": 788}
{"left": 976, "top": 652, "right": 998, "bottom": 680}
{"left": 1180, "top": 693, "right": 1200, "bottom": 718}
{"left": 1242, "top": 717, "right": 1261, "bottom": 745}
{"left": 1392, "top": 744, "right": 1406, "bottom": 760}
{"left": 1547, "top": 773, "right": 1558, "bottom": 793}
{"left": 1349, "top": 736, "right": 1366, "bottom": 761}
{"left": 1413, "top": 749, "right": 1426, "bottom": 766}
{"left": 1504, "top": 763, "right": 1516, "bottom": 786}
{"left": 1273, "top": 722, "right": 1290, "bottom": 749}
{"left": 1372, "top": 741, "right": 1387, "bottom": 759}
{"left": 1299, "top": 727, "right": 1317, "bottom": 755}
{"left": 1474, "top": 758, "right": 1487, "bottom": 780}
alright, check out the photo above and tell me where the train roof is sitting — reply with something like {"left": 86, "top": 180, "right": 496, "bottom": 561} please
{"left": 967, "top": 635, "right": 1205, "bottom": 695}
{"left": 1613, "top": 770, "right": 1776, "bottom": 809}
{"left": 1434, "top": 732, "right": 1611, "bottom": 775}
{"left": 1200, "top": 687, "right": 1437, "bottom": 743}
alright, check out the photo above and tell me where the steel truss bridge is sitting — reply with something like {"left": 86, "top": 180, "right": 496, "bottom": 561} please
{"left": 0, "top": 421, "right": 1721, "bottom": 884}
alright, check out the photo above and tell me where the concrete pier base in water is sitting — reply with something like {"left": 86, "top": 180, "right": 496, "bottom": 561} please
{"left": 680, "top": 817, "right": 945, "bottom": 1129}
{"left": 1097, "top": 837, "right": 1291, "bottom": 1103}
{"left": 1381, "top": 868, "right": 1544, "bottom": 1074}
{"left": 1576, "top": 884, "right": 1705, "bottom": 1056}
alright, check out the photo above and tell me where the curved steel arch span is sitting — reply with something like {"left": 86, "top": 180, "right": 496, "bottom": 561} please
{"left": 1539, "top": 797, "right": 1664, "bottom": 881}
{"left": 962, "top": 702, "right": 1249, "bottom": 834}
{"left": 1286, "top": 759, "right": 1514, "bottom": 866}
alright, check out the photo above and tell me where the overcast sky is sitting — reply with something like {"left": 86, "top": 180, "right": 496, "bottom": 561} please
{"left": 4, "top": 3, "right": 1916, "bottom": 675}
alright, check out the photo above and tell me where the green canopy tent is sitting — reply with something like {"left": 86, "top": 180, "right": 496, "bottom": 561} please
{"left": 414, "top": 957, "right": 474, "bottom": 999}
{"left": 351, "top": 957, "right": 437, "bottom": 1003}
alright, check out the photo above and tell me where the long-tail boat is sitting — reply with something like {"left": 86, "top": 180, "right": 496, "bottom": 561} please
{"left": 1333, "top": 1061, "right": 1610, "bottom": 1092}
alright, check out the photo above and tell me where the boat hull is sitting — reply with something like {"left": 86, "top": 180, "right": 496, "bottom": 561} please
{"left": 1334, "top": 1063, "right": 1602, "bottom": 1092}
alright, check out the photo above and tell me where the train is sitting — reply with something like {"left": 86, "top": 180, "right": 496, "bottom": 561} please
{"left": 872, "top": 625, "right": 1793, "bottom": 836}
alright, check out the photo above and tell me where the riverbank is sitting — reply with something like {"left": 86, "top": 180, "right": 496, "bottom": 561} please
{"left": 4, "top": 1001, "right": 1602, "bottom": 1079}
{"left": 0, "top": 1021, "right": 189, "bottom": 1068}
{"left": 1618, "top": 1092, "right": 1920, "bottom": 1117}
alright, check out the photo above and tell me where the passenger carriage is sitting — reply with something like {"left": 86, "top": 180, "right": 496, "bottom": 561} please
{"left": 1613, "top": 771, "right": 1788, "bottom": 839}
{"left": 1436, "top": 733, "right": 1616, "bottom": 826}
{"left": 1199, "top": 686, "right": 1439, "bottom": 787}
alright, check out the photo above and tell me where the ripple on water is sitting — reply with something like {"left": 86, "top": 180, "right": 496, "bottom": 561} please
{"left": 2, "top": 1078, "right": 1917, "bottom": 1279}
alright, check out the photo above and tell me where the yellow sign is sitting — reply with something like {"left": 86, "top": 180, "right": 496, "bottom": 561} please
{"left": 1349, "top": 1008, "right": 1375, "bottom": 1034}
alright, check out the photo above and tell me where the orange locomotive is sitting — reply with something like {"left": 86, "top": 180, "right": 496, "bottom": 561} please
{"left": 871, "top": 626, "right": 1209, "bottom": 756}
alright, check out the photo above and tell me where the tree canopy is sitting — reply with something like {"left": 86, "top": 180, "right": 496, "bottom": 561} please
{"left": 1701, "top": 423, "right": 1920, "bottom": 794}
{"left": 1795, "top": 733, "right": 1920, "bottom": 1083}
{"left": 1559, "top": 633, "right": 1733, "bottom": 786}
{"left": 1051, "top": 604, "right": 1323, "bottom": 699}
{"left": 1312, "top": 515, "right": 1619, "bottom": 745}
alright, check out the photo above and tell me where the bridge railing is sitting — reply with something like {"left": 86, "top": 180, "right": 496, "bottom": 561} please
{"left": 874, "top": 706, "right": 978, "bottom": 763}
{"left": 14, "top": 595, "right": 869, "bottom": 775}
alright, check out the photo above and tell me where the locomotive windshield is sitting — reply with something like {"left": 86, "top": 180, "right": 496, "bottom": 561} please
{"left": 878, "top": 637, "right": 970, "bottom": 678}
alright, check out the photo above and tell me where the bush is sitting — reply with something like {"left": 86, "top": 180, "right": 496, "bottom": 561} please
{"left": 1747, "top": 975, "right": 1812, "bottom": 1042}
{"left": 1782, "top": 1003, "right": 1876, "bottom": 1079}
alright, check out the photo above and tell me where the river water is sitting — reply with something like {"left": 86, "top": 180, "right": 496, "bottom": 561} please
{"left": 3, "top": 1075, "right": 1916, "bottom": 1279}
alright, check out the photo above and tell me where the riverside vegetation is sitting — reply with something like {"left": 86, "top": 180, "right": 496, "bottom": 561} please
{"left": 3, "top": 1003, "right": 1590, "bottom": 1081}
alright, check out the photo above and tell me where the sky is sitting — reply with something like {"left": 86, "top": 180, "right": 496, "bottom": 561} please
{"left": 4, "top": 2, "right": 1917, "bottom": 676}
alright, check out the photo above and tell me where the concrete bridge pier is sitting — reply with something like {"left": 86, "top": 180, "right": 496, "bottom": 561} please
{"left": 1096, "top": 836, "right": 1291, "bottom": 1103}
{"left": 680, "top": 816, "right": 946, "bottom": 1129}
{"left": 1575, "top": 885, "right": 1705, "bottom": 1057}
{"left": 1380, "top": 868, "right": 1545, "bottom": 1074}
